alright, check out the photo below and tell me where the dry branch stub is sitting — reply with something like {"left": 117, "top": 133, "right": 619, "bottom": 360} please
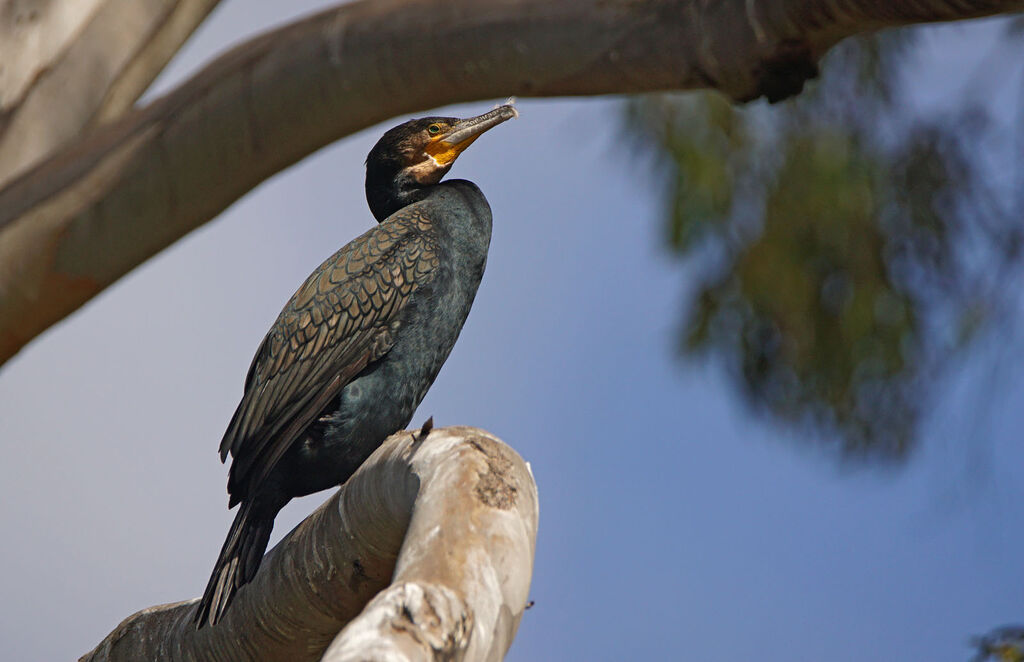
{"left": 81, "top": 426, "right": 538, "bottom": 662}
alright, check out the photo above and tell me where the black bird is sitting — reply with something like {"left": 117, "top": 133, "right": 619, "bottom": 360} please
{"left": 194, "top": 103, "right": 517, "bottom": 627}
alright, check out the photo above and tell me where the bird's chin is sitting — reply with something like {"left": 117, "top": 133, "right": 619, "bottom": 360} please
{"left": 405, "top": 159, "right": 452, "bottom": 185}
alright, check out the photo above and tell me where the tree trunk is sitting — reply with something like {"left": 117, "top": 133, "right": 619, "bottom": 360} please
{"left": 0, "top": 0, "right": 1020, "bottom": 367}
{"left": 81, "top": 426, "right": 539, "bottom": 662}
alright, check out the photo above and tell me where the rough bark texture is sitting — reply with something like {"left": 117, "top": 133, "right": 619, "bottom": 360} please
{"left": 80, "top": 426, "right": 539, "bottom": 662}
{"left": 0, "top": 0, "right": 1021, "bottom": 368}
{"left": 0, "top": 0, "right": 222, "bottom": 185}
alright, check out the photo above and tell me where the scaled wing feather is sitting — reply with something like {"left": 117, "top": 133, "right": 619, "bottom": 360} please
{"left": 220, "top": 211, "right": 438, "bottom": 503}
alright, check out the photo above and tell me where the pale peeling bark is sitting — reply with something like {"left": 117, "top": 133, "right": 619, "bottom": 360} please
{"left": 81, "top": 426, "right": 539, "bottom": 662}
{"left": 0, "top": 0, "right": 222, "bottom": 185}
{"left": 1, "top": 0, "right": 1021, "bottom": 367}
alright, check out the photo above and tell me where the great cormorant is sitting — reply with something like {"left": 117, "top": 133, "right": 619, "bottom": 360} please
{"left": 194, "top": 103, "right": 517, "bottom": 628}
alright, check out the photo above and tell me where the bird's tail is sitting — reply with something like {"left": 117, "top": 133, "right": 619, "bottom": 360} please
{"left": 194, "top": 501, "right": 275, "bottom": 628}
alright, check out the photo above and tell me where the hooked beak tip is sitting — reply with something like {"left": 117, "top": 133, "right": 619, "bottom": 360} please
{"left": 438, "top": 102, "right": 518, "bottom": 148}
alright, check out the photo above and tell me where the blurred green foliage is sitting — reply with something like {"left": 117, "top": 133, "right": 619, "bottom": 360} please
{"left": 627, "top": 29, "right": 1022, "bottom": 460}
{"left": 972, "top": 626, "right": 1024, "bottom": 662}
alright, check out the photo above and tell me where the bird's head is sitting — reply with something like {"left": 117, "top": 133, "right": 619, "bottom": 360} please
{"left": 365, "top": 102, "right": 518, "bottom": 221}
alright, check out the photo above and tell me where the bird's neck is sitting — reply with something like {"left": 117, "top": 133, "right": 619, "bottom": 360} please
{"left": 366, "top": 170, "right": 432, "bottom": 222}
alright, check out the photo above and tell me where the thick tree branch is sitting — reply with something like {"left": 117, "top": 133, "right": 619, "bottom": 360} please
{"left": 81, "top": 426, "right": 539, "bottom": 662}
{"left": 0, "top": 0, "right": 222, "bottom": 185}
{"left": 1, "top": 0, "right": 1021, "bottom": 367}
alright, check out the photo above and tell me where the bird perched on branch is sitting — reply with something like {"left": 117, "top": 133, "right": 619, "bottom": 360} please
{"left": 195, "top": 102, "right": 518, "bottom": 627}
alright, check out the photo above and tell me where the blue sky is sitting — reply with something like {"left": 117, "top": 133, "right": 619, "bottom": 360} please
{"left": 0, "top": 3, "right": 1021, "bottom": 661}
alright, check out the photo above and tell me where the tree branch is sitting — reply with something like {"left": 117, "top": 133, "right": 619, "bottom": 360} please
{"left": 1, "top": 0, "right": 1021, "bottom": 367}
{"left": 0, "top": 0, "right": 222, "bottom": 185}
{"left": 81, "top": 426, "right": 539, "bottom": 662}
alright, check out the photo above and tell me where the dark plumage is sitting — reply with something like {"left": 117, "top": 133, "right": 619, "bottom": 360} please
{"left": 194, "top": 104, "right": 517, "bottom": 628}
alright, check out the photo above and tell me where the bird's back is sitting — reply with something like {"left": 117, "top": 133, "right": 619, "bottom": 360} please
{"left": 220, "top": 208, "right": 442, "bottom": 504}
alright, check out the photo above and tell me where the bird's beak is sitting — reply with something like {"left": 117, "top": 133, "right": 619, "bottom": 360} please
{"left": 425, "top": 102, "right": 518, "bottom": 166}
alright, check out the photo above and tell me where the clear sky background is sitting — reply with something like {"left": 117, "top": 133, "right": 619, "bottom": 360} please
{"left": 1, "top": 3, "right": 1021, "bottom": 661}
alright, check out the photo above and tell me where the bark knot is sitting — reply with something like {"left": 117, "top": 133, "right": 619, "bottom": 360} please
{"left": 347, "top": 557, "right": 368, "bottom": 593}
{"left": 390, "top": 583, "right": 471, "bottom": 658}
{"left": 467, "top": 436, "right": 518, "bottom": 510}
{"left": 748, "top": 39, "right": 819, "bottom": 103}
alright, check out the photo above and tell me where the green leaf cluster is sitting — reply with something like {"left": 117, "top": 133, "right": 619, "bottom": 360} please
{"left": 627, "top": 32, "right": 1021, "bottom": 459}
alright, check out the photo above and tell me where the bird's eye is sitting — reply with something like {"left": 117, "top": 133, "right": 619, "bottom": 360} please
{"left": 427, "top": 124, "right": 442, "bottom": 135}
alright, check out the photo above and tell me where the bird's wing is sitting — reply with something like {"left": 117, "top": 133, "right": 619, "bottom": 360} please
{"left": 220, "top": 209, "right": 439, "bottom": 504}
